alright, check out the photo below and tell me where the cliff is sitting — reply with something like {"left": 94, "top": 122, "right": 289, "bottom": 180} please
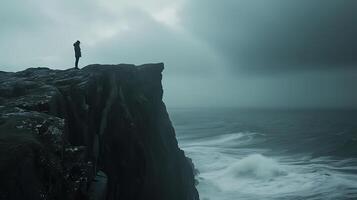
{"left": 0, "top": 64, "right": 199, "bottom": 200}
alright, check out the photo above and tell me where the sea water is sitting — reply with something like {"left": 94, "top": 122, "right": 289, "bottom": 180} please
{"left": 170, "top": 108, "right": 357, "bottom": 200}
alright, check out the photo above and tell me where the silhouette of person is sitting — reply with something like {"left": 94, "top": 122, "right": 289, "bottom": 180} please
{"left": 73, "top": 40, "right": 81, "bottom": 69}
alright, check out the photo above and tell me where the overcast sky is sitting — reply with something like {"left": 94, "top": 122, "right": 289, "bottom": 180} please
{"left": 1, "top": 0, "right": 357, "bottom": 108}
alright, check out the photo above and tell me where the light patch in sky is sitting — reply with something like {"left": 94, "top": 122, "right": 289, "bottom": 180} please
{"left": 87, "top": 23, "right": 131, "bottom": 46}
{"left": 152, "top": 5, "right": 181, "bottom": 29}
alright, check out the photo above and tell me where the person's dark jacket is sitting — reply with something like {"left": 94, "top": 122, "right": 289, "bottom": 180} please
{"left": 74, "top": 41, "right": 81, "bottom": 58}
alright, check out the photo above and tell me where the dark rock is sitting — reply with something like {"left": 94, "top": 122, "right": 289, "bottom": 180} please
{"left": 0, "top": 64, "right": 199, "bottom": 200}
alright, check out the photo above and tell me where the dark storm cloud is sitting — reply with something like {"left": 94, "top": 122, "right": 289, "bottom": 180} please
{"left": 182, "top": 0, "right": 357, "bottom": 72}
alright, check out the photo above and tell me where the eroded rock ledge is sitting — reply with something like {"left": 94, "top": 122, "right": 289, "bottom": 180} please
{"left": 0, "top": 64, "right": 199, "bottom": 200}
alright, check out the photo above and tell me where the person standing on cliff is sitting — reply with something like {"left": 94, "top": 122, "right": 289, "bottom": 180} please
{"left": 73, "top": 40, "right": 81, "bottom": 69}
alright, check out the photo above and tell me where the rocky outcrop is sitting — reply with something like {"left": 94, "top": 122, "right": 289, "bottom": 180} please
{"left": 0, "top": 64, "right": 199, "bottom": 200}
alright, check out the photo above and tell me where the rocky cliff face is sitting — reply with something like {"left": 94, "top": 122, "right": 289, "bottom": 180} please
{"left": 0, "top": 64, "right": 199, "bottom": 200}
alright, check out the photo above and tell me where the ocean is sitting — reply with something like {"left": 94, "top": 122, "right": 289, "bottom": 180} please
{"left": 170, "top": 108, "right": 357, "bottom": 200}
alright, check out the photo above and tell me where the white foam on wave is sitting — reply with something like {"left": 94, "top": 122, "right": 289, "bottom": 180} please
{"left": 223, "top": 154, "right": 287, "bottom": 180}
{"left": 207, "top": 154, "right": 290, "bottom": 193}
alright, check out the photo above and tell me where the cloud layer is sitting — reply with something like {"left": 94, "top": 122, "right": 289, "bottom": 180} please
{"left": 1, "top": 0, "right": 357, "bottom": 108}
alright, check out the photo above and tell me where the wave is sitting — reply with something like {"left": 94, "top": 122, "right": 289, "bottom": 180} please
{"left": 182, "top": 132, "right": 258, "bottom": 148}
{"left": 174, "top": 109, "right": 357, "bottom": 200}
{"left": 223, "top": 154, "right": 287, "bottom": 180}
{"left": 193, "top": 153, "right": 357, "bottom": 199}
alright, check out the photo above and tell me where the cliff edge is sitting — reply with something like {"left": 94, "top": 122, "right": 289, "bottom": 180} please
{"left": 0, "top": 64, "right": 199, "bottom": 200}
